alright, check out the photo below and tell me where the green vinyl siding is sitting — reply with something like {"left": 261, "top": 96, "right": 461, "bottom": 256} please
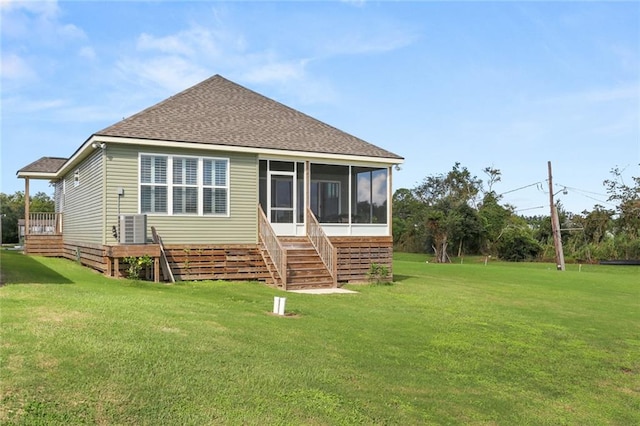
{"left": 104, "top": 144, "right": 258, "bottom": 245}
{"left": 61, "top": 149, "right": 104, "bottom": 244}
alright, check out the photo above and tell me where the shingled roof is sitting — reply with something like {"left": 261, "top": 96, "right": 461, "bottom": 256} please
{"left": 96, "top": 75, "right": 402, "bottom": 161}
{"left": 17, "top": 157, "right": 68, "bottom": 175}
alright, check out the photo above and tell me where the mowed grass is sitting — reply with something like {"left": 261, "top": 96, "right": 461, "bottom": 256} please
{"left": 1, "top": 250, "right": 638, "bottom": 425}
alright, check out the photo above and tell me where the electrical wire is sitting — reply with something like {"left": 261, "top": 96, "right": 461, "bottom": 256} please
{"left": 514, "top": 205, "right": 545, "bottom": 213}
{"left": 555, "top": 183, "right": 607, "bottom": 197}
{"left": 499, "top": 181, "right": 543, "bottom": 196}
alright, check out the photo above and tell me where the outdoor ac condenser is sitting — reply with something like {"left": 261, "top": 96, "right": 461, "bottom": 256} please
{"left": 119, "top": 214, "right": 147, "bottom": 244}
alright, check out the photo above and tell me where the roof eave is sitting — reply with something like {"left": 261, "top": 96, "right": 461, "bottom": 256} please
{"left": 92, "top": 135, "right": 405, "bottom": 165}
{"left": 16, "top": 171, "right": 59, "bottom": 180}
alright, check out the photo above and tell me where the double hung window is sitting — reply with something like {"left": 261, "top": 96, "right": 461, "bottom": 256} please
{"left": 139, "top": 154, "right": 229, "bottom": 216}
{"left": 140, "top": 156, "right": 168, "bottom": 213}
{"left": 173, "top": 157, "right": 198, "bottom": 214}
{"left": 203, "top": 159, "right": 228, "bottom": 214}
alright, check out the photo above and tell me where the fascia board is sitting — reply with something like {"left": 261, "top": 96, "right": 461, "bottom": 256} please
{"left": 92, "top": 135, "right": 405, "bottom": 166}
{"left": 16, "top": 171, "right": 58, "bottom": 179}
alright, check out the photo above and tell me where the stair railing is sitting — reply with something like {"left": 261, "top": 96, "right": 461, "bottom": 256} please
{"left": 306, "top": 208, "right": 338, "bottom": 287}
{"left": 258, "top": 206, "right": 287, "bottom": 288}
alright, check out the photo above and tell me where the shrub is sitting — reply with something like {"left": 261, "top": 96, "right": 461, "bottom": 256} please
{"left": 123, "top": 255, "right": 153, "bottom": 280}
{"left": 367, "top": 263, "right": 391, "bottom": 285}
{"left": 496, "top": 227, "right": 542, "bottom": 262}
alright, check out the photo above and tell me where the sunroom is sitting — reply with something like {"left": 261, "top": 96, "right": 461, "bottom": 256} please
{"left": 259, "top": 159, "right": 391, "bottom": 237}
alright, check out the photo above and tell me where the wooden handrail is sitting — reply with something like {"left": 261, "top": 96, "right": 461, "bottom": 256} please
{"left": 306, "top": 208, "right": 338, "bottom": 287}
{"left": 27, "top": 212, "right": 62, "bottom": 235}
{"left": 258, "top": 206, "right": 287, "bottom": 288}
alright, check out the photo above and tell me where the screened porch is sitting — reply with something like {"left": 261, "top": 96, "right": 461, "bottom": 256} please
{"left": 258, "top": 160, "right": 391, "bottom": 237}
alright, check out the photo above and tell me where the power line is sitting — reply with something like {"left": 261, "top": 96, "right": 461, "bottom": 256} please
{"left": 514, "top": 205, "right": 545, "bottom": 213}
{"left": 499, "top": 181, "right": 543, "bottom": 196}
{"left": 556, "top": 183, "right": 607, "bottom": 197}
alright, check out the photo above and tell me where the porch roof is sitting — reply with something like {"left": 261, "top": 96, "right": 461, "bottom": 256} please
{"left": 95, "top": 75, "right": 403, "bottom": 161}
{"left": 16, "top": 157, "right": 68, "bottom": 178}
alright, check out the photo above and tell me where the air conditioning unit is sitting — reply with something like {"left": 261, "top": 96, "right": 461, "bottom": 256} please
{"left": 119, "top": 214, "right": 147, "bottom": 244}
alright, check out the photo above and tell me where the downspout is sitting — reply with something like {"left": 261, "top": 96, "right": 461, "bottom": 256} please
{"left": 101, "top": 145, "right": 108, "bottom": 245}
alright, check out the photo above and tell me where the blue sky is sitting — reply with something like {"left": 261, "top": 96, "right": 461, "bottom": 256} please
{"left": 1, "top": 0, "right": 638, "bottom": 215}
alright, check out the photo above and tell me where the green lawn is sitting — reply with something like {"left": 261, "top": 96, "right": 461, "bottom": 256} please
{"left": 1, "top": 250, "right": 638, "bottom": 425}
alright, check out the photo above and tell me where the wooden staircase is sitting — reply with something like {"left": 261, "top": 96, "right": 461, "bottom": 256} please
{"left": 261, "top": 237, "right": 335, "bottom": 290}
{"left": 281, "top": 237, "right": 335, "bottom": 290}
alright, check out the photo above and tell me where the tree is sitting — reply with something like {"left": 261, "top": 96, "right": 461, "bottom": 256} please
{"left": 478, "top": 192, "right": 513, "bottom": 255}
{"left": 482, "top": 166, "right": 502, "bottom": 194}
{"left": 604, "top": 165, "right": 640, "bottom": 239}
{"left": 1, "top": 192, "right": 24, "bottom": 244}
{"left": 0, "top": 191, "right": 54, "bottom": 244}
{"left": 495, "top": 219, "right": 542, "bottom": 262}
{"left": 579, "top": 205, "right": 614, "bottom": 244}
{"left": 392, "top": 188, "right": 427, "bottom": 252}
{"left": 413, "top": 163, "right": 483, "bottom": 262}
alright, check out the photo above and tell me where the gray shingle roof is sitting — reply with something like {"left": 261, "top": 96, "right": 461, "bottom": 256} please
{"left": 17, "top": 157, "right": 67, "bottom": 174}
{"left": 96, "top": 75, "right": 403, "bottom": 160}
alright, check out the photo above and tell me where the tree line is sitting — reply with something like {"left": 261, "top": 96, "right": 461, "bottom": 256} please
{"left": 393, "top": 163, "right": 640, "bottom": 262}
{"left": 1, "top": 192, "right": 54, "bottom": 244}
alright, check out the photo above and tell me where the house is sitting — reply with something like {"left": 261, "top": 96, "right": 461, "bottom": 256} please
{"left": 17, "top": 75, "right": 403, "bottom": 289}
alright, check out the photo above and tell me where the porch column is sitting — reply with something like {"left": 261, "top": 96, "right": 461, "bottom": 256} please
{"left": 305, "top": 160, "right": 310, "bottom": 234}
{"left": 388, "top": 166, "right": 393, "bottom": 237}
{"left": 24, "top": 177, "right": 30, "bottom": 236}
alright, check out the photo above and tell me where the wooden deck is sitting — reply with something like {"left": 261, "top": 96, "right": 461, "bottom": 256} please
{"left": 22, "top": 236, "right": 393, "bottom": 287}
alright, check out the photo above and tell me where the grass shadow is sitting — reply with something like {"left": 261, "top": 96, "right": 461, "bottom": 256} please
{"left": 0, "top": 250, "right": 73, "bottom": 285}
{"left": 392, "top": 274, "right": 413, "bottom": 282}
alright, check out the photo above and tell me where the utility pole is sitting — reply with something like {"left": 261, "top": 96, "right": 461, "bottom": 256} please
{"left": 548, "top": 161, "right": 565, "bottom": 271}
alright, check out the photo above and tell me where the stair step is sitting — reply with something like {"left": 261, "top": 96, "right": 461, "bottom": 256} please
{"left": 286, "top": 281, "right": 335, "bottom": 290}
{"left": 262, "top": 237, "right": 335, "bottom": 290}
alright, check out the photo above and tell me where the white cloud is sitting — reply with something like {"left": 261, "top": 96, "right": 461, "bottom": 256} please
{"left": 116, "top": 55, "right": 209, "bottom": 94}
{"left": 135, "top": 25, "right": 239, "bottom": 59}
{"left": 78, "top": 46, "right": 96, "bottom": 60}
{"left": 326, "top": 32, "right": 416, "bottom": 56}
{"left": 0, "top": 53, "right": 37, "bottom": 81}
{"left": 543, "top": 84, "right": 640, "bottom": 105}
{"left": 241, "top": 59, "right": 308, "bottom": 84}
{"left": 1, "top": 0, "right": 86, "bottom": 41}
{"left": 2, "top": 96, "right": 67, "bottom": 113}
{"left": 0, "top": 0, "right": 59, "bottom": 17}
{"left": 137, "top": 32, "right": 196, "bottom": 57}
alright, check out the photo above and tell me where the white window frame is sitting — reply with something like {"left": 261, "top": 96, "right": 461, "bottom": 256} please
{"left": 172, "top": 156, "right": 199, "bottom": 215}
{"left": 140, "top": 154, "right": 169, "bottom": 214}
{"left": 138, "top": 153, "right": 230, "bottom": 217}
{"left": 202, "top": 158, "right": 229, "bottom": 216}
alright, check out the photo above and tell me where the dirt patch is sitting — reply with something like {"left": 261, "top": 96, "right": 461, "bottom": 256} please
{"left": 33, "top": 307, "right": 90, "bottom": 323}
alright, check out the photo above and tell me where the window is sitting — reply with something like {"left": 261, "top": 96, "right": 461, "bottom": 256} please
{"left": 173, "top": 157, "right": 198, "bottom": 214}
{"left": 141, "top": 155, "right": 168, "bottom": 213}
{"left": 139, "top": 154, "right": 229, "bottom": 216}
{"left": 310, "top": 164, "right": 349, "bottom": 223}
{"left": 203, "top": 159, "right": 228, "bottom": 214}
{"left": 311, "top": 181, "right": 341, "bottom": 222}
{"left": 352, "top": 167, "right": 388, "bottom": 224}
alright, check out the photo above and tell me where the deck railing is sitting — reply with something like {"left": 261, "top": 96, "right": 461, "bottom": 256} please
{"left": 306, "top": 208, "right": 338, "bottom": 287}
{"left": 258, "top": 206, "right": 287, "bottom": 287}
{"left": 27, "top": 212, "right": 62, "bottom": 235}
